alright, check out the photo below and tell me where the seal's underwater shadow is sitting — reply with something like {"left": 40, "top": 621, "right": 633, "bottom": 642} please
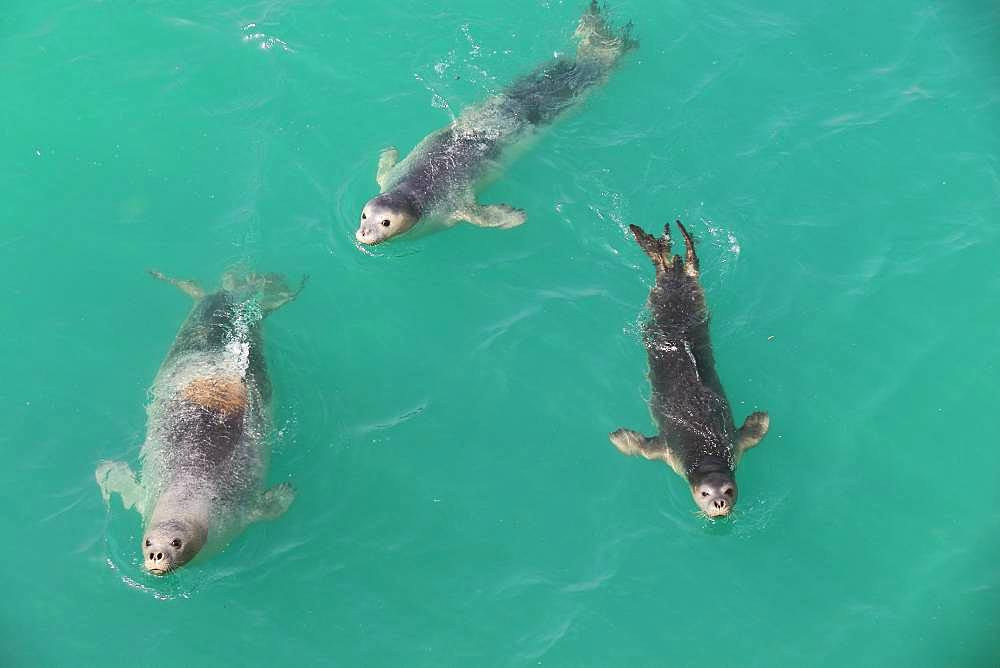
{"left": 96, "top": 269, "right": 305, "bottom": 575}
{"left": 611, "top": 222, "right": 770, "bottom": 518}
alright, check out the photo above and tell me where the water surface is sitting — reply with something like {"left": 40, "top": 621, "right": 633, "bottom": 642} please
{"left": 2, "top": 0, "right": 998, "bottom": 665}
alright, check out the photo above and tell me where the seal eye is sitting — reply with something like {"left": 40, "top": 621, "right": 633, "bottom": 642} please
{"left": 381, "top": 219, "right": 391, "bottom": 227}
{"left": 145, "top": 539, "right": 151, "bottom": 547}
{"left": 724, "top": 488, "right": 734, "bottom": 497}
{"left": 171, "top": 539, "right": 182, "bottom": 548}
{"left": 701, "top": 491, "right": 709, "bottom": 498}
{"left": 362, "top": 213, "right": 366, "bottom": 219}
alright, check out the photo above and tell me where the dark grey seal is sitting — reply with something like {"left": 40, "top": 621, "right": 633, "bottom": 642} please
{"left": 356, "top": 1, "right": 636, "bottom": 245}
{"left": 96, "top": 269, "right": 304, "bottom": 574}
{"left": 610, "top": 222, "right": 769, "bottom": 517}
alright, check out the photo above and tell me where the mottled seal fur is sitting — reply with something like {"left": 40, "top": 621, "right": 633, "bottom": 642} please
{"left": 610, "top": 222, "right": 769, "bottom": 517}
{"left": 356, "top": 1, "right": 636, "bottom": 245}
{"left": 96, "top": 269, "right": 305, "bottom": 574}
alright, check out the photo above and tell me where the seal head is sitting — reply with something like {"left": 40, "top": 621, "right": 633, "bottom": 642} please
{"left": 356, "top": 191, "right": 420, "bottom": 245}
{"left": 689, "top": 470, "right": 738, "bottom": 518}
{"left": 142, "top": 519, "right": 208, "bottom": 575}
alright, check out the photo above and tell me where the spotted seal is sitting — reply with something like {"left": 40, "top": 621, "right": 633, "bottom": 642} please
{"left": 355, "top": 1, "right": 636, "bottom": 245}
{"left": 96, "top": 269, "right": 304, "bottom": 574}
{"left": 610, "top": 222, "right": 769, "bottom": 517}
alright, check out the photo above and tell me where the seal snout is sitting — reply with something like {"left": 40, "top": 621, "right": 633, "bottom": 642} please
{"left": 706, "top": 495, "right": 731, "bottom": 517}
{"left": 144, "top": 544, "right": 175, "bottom": 576}
{"left": 355, "top": 225, "right": 380, "bottom": 245}
{"left": 356, "top": 192, "right": 418, "bottom": 246}
{"left": 692, "top": 472, "right": 738, "bottom": 518}
{"left": 141, "top": 520, "right": 206, "bottom": 575}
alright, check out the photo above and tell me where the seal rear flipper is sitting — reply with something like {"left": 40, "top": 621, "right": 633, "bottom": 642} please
{"left": 148, "top": 269, "right": 205, "bottom": 300}
{"left": 574, "top": 1, "right": 638, "bottom": 67}
{"left": 257, "top": 275, "right": 308, "bottom": 315}
{"left": 95, "top": 460, "right": 143, "bottom": 514}
{"left": 609, "top": 428, "right": 684, "bottom": 476}
{"left": 376, "top": 146, "right": 399, "bottom": 191}
{"left": 735, "top": 411, "right": 770, "bottom": 458}
{"left": 224, "top": 271, "right": 308, "bottom": 316}
{"left": 629, "top": 220, "right": 699, "bottom": 278}
{"left": 454, "top": 203, "right": 527, "bottom": 229}
{"left": 251, "top": 482, "right": 296, "bottom": 521}
{"left": 675, "top": 220, "right": 699, "bottom": 278}
{"left": 629, "top": 223, "right": 671, "bottom": 272}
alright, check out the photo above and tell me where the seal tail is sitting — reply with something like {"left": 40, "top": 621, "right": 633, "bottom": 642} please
{"left": 629, "top": 221, "right": 699, "bottom": 277}
{"left": 221, "top": 267, "right": 308, "bottom": 315}
{"left": 574, "top": 1, "right": 638, "bottom": 68}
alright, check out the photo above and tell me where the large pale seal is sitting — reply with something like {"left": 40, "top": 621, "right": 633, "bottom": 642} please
{"left": 610, "top": 222, "right": 770, "bottom": 517}
{"left": 96, "top": 270, "right": 305, "bottom": 574}
{"left": 355, "top": 1, "right": 636, "bottom": 245}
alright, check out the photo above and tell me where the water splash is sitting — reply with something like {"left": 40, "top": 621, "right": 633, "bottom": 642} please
{"left": 241, "top": 23, "right": 291, "bottom": 52}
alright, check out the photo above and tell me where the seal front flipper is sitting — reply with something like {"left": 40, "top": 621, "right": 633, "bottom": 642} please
{"left": 736, "top": 411, "right": 770, "bottom": 456}
{"left": 609, "top": 429, "right": 684, "bottom": 476}
{"left": 376, "top": 147, "right": 399, "bottom": 191}
{"left": 148, "top": 269, "right": 205, "bottom": 300}
{"left": 453, "top": 203, "right": 527, "bottom": 229}
{"left": 95, "top": 460, "right": 142, "bottom": 513}
{"left": 250, "top": 482, "right": 296, "bottom": 522}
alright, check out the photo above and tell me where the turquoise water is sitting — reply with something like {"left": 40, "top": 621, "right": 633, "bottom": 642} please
{"left": 3, "top": 0, "right": 999, "bottom": 664}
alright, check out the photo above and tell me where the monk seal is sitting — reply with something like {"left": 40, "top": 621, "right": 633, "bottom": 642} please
{"left": 355, "top": 1, "right": 636, "bottom": 245}
{"left": 610, "top": 222, "right": 770, "bottom": 518}
{"left": 95, "top": 269, "right": 305, "bottom": 574}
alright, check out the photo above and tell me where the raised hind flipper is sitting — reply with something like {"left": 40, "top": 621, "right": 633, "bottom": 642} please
{"left": 453, "top": 203, "right": 527, "bottom": 229}
{"left": 610, "top": 428, "right": 684, "bottom": 476}
{"left": 223, "top": 271, "right": 308, "bottom": 315}
{"left": 574, "top": 0, "right": 638, "bottom": 66}
{"left": 148, "top": 270, "right": 204, "bottom": 300}
{"left": 675, "top": 220, "right": 699, "bottom": 277}
{"left": 95, "top": 460, "right": 143, "bottom": 514}
{"left": 376, "top": 147, "right": 399, "bottom": 191}
{"left": 251, "top": 482, "right": 296, "bottom": 521}
{"left": 629, "top": 220, "right": 699, "bottom": 277}
{"left": 629, "top": 223, "right": 671, "bottom": 272}
{"left": 256, "top": 274, "right": 308, "bottom": 314}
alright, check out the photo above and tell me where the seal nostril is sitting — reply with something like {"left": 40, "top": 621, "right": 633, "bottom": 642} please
{"left": 148, "top": 552, "right": 154, "bottom": 560}
{"left": 156, "top": 552, "right": 163, "bottom": 560}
